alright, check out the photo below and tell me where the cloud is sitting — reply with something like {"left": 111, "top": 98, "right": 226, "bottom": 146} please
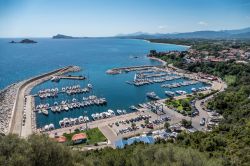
{"left": 198, "top": 21, "right": 208, "bottom": 26}
{"left": 158, "top": 25, "right": 168, "bottom": 29}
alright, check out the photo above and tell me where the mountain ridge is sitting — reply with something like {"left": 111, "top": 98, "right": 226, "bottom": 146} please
{"left": 116, "top": 27, "right": 250, "bottom": 39}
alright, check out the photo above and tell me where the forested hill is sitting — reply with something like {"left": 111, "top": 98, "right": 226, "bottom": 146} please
{"left": 0, "top": 134, "right": 222, "bottom": 166}
{"left": 149, "top": 39, "right": 250, "bottom": 166}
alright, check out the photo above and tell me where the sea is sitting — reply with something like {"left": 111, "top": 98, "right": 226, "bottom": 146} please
{"left": 0, "top": 38, "right": 207, "bottom": 129}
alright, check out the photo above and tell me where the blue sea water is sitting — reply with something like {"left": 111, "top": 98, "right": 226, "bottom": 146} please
{"left": 0, "top": 38, "right": 206, "bottom": 129}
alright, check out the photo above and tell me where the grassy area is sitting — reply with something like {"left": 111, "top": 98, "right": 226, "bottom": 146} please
{"left": 165, "top": 97, "right": 193, "bottom": 115}
{"left": 85, "top": 127, "right": 107, "bottom": 144}
{"left": 63, "top": 128, "right": 106, "bottom": 146}
{"left": 224, "top": 75, "right": 236, "bottom": 86}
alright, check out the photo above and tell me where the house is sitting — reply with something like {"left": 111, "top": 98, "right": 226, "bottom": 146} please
{"left": 55, "top": 136, "right": 67, "bottom": 143}
{"left": 72, "top": 133, "right": 87, "bottom": 144}
{"left": 115, "top": 136, "right": 155, "bottom": 149}
{"left": 236, "top": 60, "right": 248, "bottom": 64}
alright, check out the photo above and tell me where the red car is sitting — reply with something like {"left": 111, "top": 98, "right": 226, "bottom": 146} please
{"left": 147, "top": 123, "right": 154, "bottom": 129}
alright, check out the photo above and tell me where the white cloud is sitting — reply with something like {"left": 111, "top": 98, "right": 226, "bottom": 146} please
{"left": 158, "top": 25, "right": 168, "bottom": 29}
{"left": 198, "top": 21, "right": 208, "bottom": 26}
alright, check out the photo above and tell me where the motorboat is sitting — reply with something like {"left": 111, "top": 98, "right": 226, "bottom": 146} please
{"left": 165, "top": 91, "right": 175, "bottom": 97}
{"left": 41, "top": 109, "right": 49, "bottom": 116}
{"left": 191, "top": 88, "right": 197, "bottom": 92}
{"left": 48, "top": 123, "right": 55, "bottom": 130}
{"left": 87, "top": 84, "right": 93, "bottom": 89}
{"left": 122, "top": 110, "right": 127, "bottom": 114}
{"left": 176, "top": 90, "right": 187, "bottom": 95}
{"left": 59, "top": 120, "right": 64, "bottom": 127}
{"left": 117, "top": 109, "right": 123, "bottom": 115}
{"left": 146, "top": 92, "right": 160, "bottom": 100}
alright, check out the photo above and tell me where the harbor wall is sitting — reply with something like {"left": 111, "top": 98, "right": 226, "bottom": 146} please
{"left": 8, "top": 66, "right": 77, "bottom": 135}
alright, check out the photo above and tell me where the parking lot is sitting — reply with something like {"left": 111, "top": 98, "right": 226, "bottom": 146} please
{"left": 108, "top": 109, "right": 171, "bottom": 137}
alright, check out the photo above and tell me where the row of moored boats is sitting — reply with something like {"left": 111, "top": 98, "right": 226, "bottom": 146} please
{"left": 37, "top": 84, "right": 93, "bottom": 99}
{"left": 59, "top": 116, "right": 90, "bottom": 128}
{"left": 35, "top": 95, "right": 107, "bottom": 115}
{"left": 161, "top": 80, "right": 199, "bottom": 88}
{"left": 133, "top": 75, "right": 182, "bottom": 86}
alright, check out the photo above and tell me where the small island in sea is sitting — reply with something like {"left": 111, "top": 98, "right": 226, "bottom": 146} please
{"left": 52, "top": 34, "right": 90, "bottom": 39}
{"left": 9, "top": 39, "right": 37, "bottom": 44}
{"left": 52, "top": 34, "right": 75, "bottom": 39}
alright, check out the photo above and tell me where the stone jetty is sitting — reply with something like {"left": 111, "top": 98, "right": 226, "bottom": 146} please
{"left": 0, "top": 65, "right": 81, "bottom": 136}
{"left": 0, "top": 82, "right": 23, "bottom": 134}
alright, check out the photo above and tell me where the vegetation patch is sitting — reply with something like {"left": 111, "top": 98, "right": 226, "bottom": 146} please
{"left": 165, "top": 97, "right": 194, "bottom": 116}
{"left": 63, "top": 127, "right": 106, "bottom": 145}
{"left": 224, "top": 75, "right": 236, "bottom": 86}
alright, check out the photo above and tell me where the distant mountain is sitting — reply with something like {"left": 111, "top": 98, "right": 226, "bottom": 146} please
{"left": 223, "top": 27, "right": 250, "bottom": 35}
{"left": 116, "top": 27, "right": 250, "bottom": 39}
{"left": 116, "top": 31, "right": 151, "bottom": 37}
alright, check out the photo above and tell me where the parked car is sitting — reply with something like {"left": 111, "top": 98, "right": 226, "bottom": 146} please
{"left": 200, "top": 117, "right": 206, "bottom": 126}
{"left": 147, "top": 123, "right": 154, "bottom": 129}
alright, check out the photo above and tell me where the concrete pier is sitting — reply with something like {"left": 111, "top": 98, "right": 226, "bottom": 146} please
{"left": 106, "top": 65, "right": 162, "bottom": 75}
{"left": 51, "top": 75, "right": 86, "bottom": 81}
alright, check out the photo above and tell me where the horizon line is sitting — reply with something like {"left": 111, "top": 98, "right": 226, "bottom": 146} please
{"left": 0, "top": 26, "right": 249, "bottom": 38}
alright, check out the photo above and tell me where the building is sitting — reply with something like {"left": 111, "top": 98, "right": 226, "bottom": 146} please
{"left": 115, "top": 136, "right": 155, "bottom": 149}
{"left": 72, "top": 133, "right": 87, "bottom": 144}
{"left": 55, "top": 136, "right": 67, "bottom": 143}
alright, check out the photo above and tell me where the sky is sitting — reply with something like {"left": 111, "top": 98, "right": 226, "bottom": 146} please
{"left": 0, "top": 0, "right": 250, "bottom": 37}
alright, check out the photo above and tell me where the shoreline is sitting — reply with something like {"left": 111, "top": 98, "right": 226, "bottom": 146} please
{"left": 143, "top": 39, "right": 191, "bottom": 49}
{"left": 148, "top": 56, "right": 167, "bottom": 66}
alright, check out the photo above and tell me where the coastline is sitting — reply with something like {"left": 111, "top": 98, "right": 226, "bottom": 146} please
{"left": 143, "top": 39, "right": 191, "bottom": 49}
{"left": 148, "top": 56, "right": 167, "bottom": 66}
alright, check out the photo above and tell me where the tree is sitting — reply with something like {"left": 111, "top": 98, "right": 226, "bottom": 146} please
{"left": 131, "top": 122, "right": 136, "bottom": 129}
{"left": 181, "top": 119, "right": 192, "bottom": 128}
{"left": 164, "top": 122, "right": 170, "bottom": 131}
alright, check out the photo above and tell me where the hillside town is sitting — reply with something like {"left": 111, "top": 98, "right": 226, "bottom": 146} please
{"left": 149, "top": 41, "right": 250, "bottom": 64}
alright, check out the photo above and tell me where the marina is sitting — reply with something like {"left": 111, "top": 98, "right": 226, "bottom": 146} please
{"left": 1, "top": 38, "right": 220, "bottom": 138}
{"left": 33, "top": 64, "right": 212, "bottom": 130}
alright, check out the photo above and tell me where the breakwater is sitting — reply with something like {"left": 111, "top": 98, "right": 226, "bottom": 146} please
{"left": 106, "top": 65, "right": 162, "bottom": 75}
{"left": 0, "top": 83, "right": 23, "bottom": 134}
{"left": 6, "top": 66, "right": 81, "bottom": 136}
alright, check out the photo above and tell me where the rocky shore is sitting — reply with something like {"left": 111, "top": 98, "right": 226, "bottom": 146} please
{"left": 0, "top": 83, "right": 22, "bottom": 134}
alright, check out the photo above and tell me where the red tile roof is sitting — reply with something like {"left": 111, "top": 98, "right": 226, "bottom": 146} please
{"left": 56, "top": 136, "right": 67, "bottom": 143}
{"left": 72, "top": 133, "right": 87, "bottom": 141}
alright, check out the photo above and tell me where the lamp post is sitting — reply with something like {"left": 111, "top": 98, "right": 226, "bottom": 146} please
{"left": 84, "top": 111, "right": 88, "bottom": 130}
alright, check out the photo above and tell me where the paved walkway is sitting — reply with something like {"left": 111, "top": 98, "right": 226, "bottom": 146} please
{"left": 21, "top": 95, "right": 33, "bottom": 137}
{"left": 10, "top": 84, "right": 26, "bottom": 135}
{"left": 99, "top": 126, "right": 120, "bottom": 146}
{"left": 10, "top": 66, "right": 78, "bottom": 136}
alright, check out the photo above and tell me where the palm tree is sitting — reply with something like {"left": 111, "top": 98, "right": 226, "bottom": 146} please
{"left": 131, "top": 122, "right": 136, "bottom": 130}
{"left": 164, "top": 122, "right": 170, "bottom": 131}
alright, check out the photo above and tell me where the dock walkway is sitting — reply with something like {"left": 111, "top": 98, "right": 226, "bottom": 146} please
{"left": 106, "top": 65, "right": 162, "bottom": 75}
